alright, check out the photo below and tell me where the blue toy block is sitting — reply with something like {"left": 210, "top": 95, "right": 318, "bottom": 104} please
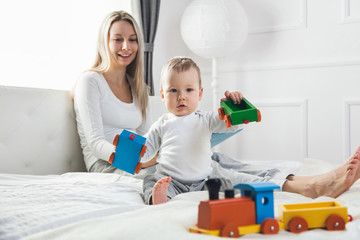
{"left": 108, "top": 130, "right": 147, "bottom": 175}
{"left": 234, "top": 182, "right": 280, "bottom": 224}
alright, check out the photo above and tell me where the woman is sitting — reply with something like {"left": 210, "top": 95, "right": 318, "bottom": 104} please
{"left": 73, "top": 10, "right": 155, "bottom": 174}
{"left": 74, "top": 10, "right": 360, "bottom": 198}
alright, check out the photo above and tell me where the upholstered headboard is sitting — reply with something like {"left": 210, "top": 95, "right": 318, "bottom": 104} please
{"left": 0, "top": 85, "right": 165, "bottom": 175}
{"left": 0, "top": 86, "right": 86, "bottom": 174}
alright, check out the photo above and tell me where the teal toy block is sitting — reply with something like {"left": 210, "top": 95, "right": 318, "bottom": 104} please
{"left": 218, "top": 97, "right": 261, "bottom": 128}
{"left": 108, "top": 130, "right": 147, "bottom": 175}
{"left": 234, "top": 182, "right": 280, "bottom": 224}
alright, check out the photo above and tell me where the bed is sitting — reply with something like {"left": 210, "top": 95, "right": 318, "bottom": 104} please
{"left": 1, "top": 85, "right": 359, "bottom": 240}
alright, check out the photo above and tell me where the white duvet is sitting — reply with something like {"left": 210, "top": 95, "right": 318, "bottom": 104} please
{"left": 0, "top": 173, "right": 145, "bottom": 240}
{"left": 1, "top": 159, "right": 360, "bottom": 240}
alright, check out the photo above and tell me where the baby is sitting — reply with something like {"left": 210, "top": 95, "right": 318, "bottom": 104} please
{"left": 141, "top": 57, "right": 243, "bottom": 204}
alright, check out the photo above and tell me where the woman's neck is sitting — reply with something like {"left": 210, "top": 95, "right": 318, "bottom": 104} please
{"left": 103, "top": 67, "right": 133, "bottom": 103}
{"left": 103, "top": 67, "right": 127, "bottom": 86}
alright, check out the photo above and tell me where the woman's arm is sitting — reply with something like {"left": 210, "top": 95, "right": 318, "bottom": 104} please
{"left": 74, "top": 73, "right": 115, "bottom": 161}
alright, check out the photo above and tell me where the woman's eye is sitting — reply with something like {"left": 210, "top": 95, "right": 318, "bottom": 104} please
{"left": 130, "top": 38, "right": 137, "bottom": 42}
{"left": 114, "top": 38, "right": 123, "bottom": 42}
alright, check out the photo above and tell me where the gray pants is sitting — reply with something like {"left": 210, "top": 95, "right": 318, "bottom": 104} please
{"left": 142, "top": 152, "right": 290, "bottom": 204}
{"left": 143, "top": 172, "right": 233, "bottom": 204}
{"left": 90, "top": 152, "right": 291, "bottom": 204}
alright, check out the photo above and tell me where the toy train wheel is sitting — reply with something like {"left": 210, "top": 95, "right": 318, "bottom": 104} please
{"left": 139, "top": 145, "right": 147, "bottom": 157}
{"left": 224, "top": 115, "right": 232, "bottom": 128}
{"left": 218, "top": 108, "right": 225, "bottom": 120}
{"left": 220, "top": 223, "right": 239, "bottom": 238}
{"left": 108, "top": 152, "right": 115, "bottom": 164}
{"left": 257, "top": 109, "right": 262, "bottom": 122}
{"left": 135, "top": 163, "right": 142, "bottom": 174}
{"left": 113, "top": 134, "right": 120, "bottom": 146}
{"left": 326, "top": 214, "right": 345, "bottom": 231}
{"left": 288, "top": 217, "right": 308, "bottom": 233}
{"left": 261, "top": 218, "right": 279, "bottom": 234}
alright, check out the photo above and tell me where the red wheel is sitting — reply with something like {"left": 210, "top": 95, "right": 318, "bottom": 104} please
{"left": 220, "top": 223, "right": 239, "bottom": 238}
{"left": 261, "top": 218, "right": 279, "bottom": 234}
{"left": 139, "top": 145, "right": 147, "bottom": 157}
{"left": 113, "top": 134, "right": 120, "bottom": 146}
{"left": 288, "top": 217, "right": 308, "bottom": 233}
{"left": 224, "top": 115, "right": 232, "bottom": 128}
{"left": 218, "top": 108, "right": 225, "bottom": 120}
{"left": 135, "top": 163, "right": 142, "bottom": 174}
{"left": 326, "top": 214, "right": 345, "bottom": 231}
{"left": 348, "top": 215, "right": 353, "bottom": 222}
{"left": 108, "top": 152, "right": 115, "bottom": 164}
{"left": 257, "top": 109, "right": 262, "bottom": 122}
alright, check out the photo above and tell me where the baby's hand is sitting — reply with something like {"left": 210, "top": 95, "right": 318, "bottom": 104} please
{"left": 224, "top": 91, "right": 243, "bottom": 104}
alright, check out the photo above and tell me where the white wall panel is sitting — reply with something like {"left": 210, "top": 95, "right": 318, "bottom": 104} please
{"left": 219, "top": 99, "right": 308, "bottom": 163}
{"left": 342, "top": 0, "right": 360, "bottom": 23}
{"left": 344, "top": 99, "right": 360, "bottom": 159}
{"left": 240, "top": 0, "right": 307, "bottom": 34}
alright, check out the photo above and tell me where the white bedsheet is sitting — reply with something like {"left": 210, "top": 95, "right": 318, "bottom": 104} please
{"left": 0, "top": 173, "right": 144, "bottom": 240}
{"left": 1, "top": 159, "right": 360, "bottom": 240}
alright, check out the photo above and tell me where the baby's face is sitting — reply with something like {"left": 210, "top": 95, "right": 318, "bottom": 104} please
{"left": 160, "top": 67, "right": 203, "bottom": 116}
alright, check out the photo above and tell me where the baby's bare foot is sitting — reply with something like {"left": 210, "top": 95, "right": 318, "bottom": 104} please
{"left": 152, "top": 176, "right": 171, "bottom": 205}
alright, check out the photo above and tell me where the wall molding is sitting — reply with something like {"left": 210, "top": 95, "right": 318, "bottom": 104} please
{"left": 202, "top": 58, "right": 360, "bottom": 74}
{"left": 255, "top": 99, "right": 309, "bottom": 162}
{"left": 247, "top": 0, "right": 308, "bottom": 34}
{"left": 342, "top": 0, "right": 360, "bottom": 24}
{"left": 343, "top": 99, "right": 360, "bottom": 159}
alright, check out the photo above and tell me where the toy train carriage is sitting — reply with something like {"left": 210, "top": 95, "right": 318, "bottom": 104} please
{"left": 189, "top": 180, "right": 280, "bottom": 237}
{"left": 218, "top": 97, "right": 261, "bottom": 128}
{"left": 278, "top": 201, "right": 351, "bottom": 233}
{"left": 108, "top": 130, "right": 147, "bottom": 175}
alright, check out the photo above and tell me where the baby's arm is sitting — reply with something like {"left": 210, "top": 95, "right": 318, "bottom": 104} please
{"left": 141, "top": 119, "right": 162, "bottom": 164}
{"left": 141, "top": 153, "right": 158, "bottom": 168}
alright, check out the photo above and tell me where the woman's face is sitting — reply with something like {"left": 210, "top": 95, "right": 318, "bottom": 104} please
{"left": 108, "top": 20, "right": 138, "bottom": 69}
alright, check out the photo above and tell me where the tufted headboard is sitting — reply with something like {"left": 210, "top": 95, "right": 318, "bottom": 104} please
{"left": 0, "top": 85, "right": 86, "bottom": 174}
{"left": 0, "top": 85, "right": 165, "bottom": 175}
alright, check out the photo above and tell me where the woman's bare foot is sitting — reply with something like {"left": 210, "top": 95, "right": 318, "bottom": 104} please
{"left": 152, "top": 176, "right": 171, "bottom": 205}
{"left": 284, "top": 146, "right": 360, "bottom": 198}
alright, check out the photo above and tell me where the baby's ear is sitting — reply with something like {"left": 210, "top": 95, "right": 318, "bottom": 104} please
{"left": 160, "top": 89, "right": 165, "bottom": 103}
{"left": 199, "top": 87, "right": 203, "bottom": 100}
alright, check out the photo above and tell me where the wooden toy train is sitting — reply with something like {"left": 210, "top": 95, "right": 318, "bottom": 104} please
{"left": 189, "top": 179, "right": 352, "bottom": 238}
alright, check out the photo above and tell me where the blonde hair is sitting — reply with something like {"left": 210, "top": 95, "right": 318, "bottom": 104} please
{"left": 160, "top": 57, "right": 201, "bottom": 90}
{"left": 89, "top": 10, "right": 148, "bottom": 120}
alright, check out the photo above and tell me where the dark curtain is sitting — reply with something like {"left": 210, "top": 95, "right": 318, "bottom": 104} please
{"left": 139, "top": 0, "right": 161, "bottom": 96}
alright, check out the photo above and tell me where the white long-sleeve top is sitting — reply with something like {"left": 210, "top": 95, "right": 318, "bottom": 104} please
{"left": 143, "top": 111, "right": 240, "bottom": 183}
{"left": 73, "top": 71, "right": 151, "bottom": 170}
